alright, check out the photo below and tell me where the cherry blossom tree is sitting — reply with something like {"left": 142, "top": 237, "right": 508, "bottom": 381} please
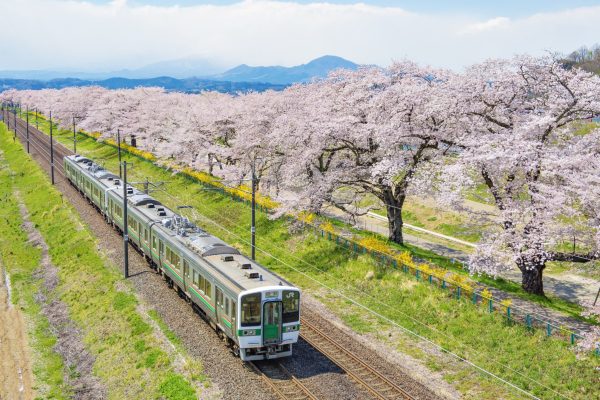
{"left": 271, "top": 63, "right": 459, "bottom": 244}
{"left": 445, "top": 56, "right": 600, "bottom": 295}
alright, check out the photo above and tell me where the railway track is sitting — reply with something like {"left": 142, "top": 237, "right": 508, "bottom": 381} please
{"left": 301, "top": 314, "right": 416, "bottom": 400}
{"left": 4, "top": 112, "right": 422, "bottom": 400}
{"left": 7, "top": 111, "right": 73, "bottom": 178}
{"left": 249, "top": 361, "right": 319, "bottom": 400}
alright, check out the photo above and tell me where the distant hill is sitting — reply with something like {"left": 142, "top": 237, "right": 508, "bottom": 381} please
{"left": 212, "top": 55, "right": 359, "bottom": 84}
{"left": 0, "top": 55, "right": 360, "bottom": 92}
{"left": 0, "top": 77, "right": 287, "bottom": 94}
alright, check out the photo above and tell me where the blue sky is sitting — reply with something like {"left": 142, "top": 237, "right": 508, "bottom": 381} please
{"left": 1, "top": 0, "right": 599, "bottom": 72}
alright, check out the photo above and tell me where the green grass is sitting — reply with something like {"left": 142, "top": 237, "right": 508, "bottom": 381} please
{"left": 0, "top": 123, "right": 202, "bottom": 399}
{"left": 24, "top": 115, "right": 600, "bottom": 399}
{"left": 0, "top": 144, "right": 68, "bottom": 398}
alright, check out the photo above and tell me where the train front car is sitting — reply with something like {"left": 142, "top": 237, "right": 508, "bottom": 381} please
{"left": 238, "top": 286, "right": 300, "bottom": 361}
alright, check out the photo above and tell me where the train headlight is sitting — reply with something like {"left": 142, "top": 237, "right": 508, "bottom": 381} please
{"left": 284, "top": 324, "right": 300, "bottom": 333}
{"left": 238, "top": 329, "right": 261, "bottom": 336}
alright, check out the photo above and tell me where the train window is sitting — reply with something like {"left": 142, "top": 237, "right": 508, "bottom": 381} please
{"left": 241, "top": 293, "right": 261, "bottom": 326}
{"left": 144, "top": 229, "right": 148, "bottom": 242}
{"left": 217, "top": 290, "right": 223, "bottom": 308}
{"left": 225, "top": 298, "right": 229, "bottom": 314}
{"left": 199, "top": 275, "right": 205, "bottom": 292}
{"left": 193, "top": 270, "right": 199, "bottom": 286}
{"left": 159, "top": 241, "right": 164, "bottom": 254}
{"left": 183, "top": 260, "right": 189, "bottom": 278}
{"left": 152, "top": 236, "right": 157, "bottom": 250}
{"left": 205, "top": 280, "right": 211, "bottom": 299}
{"left": 231, "top": 301, "right": 236, "bottom": 321}
{"left": 282, "top": 290, "right": 300, "bottom": 323}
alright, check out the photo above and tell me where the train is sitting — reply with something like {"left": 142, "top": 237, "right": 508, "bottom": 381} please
{"left": 63, "top": 154, "right": 300, "bottom": 361}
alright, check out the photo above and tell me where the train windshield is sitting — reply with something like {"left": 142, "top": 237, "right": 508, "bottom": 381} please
{"left": 282, "top": 290, "right": 300, "bottom": 323}
{"left": 241, "top": 293, "right": 261, "bottom": 327}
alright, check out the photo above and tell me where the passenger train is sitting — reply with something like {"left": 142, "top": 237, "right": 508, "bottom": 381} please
{"left": 64, "top": 155, "right": 300, "bottom": 360}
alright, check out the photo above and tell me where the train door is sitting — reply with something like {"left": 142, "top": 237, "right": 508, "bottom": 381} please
{"left": 262, "top": 302, "right": 282, "bottom": 346}
{"left": 183, "top": 260, "right": 189, "bottom": 290}
{"left": 216, "top": 288, "right": 224, "bottom": 324}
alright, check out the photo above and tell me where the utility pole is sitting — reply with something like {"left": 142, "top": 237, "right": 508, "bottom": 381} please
{"left": 50, "top": 111, "right": 55, "bottom": 185}
{"left": 26, "top": 106, "right": 29, "bottom": 153}
{"left": 13, "top": 106, "right": 17, "bottom": 140}
{"left": 123, "top": 161, "right": 129, "bottom": 278}
{"left": 117, "top": 129, "right": 122, "bottom": 178}
{"left": 35, "top": 108, "right": 38, "bottom": 130}
{"left": 72, "top": 116, "right": 77, "bottom": 154}
{"left": 251, "top": 159, "right": 256, "bottom": 260}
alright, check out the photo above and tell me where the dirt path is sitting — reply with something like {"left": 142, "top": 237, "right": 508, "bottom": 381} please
{"left": 0, "top": 265, "right": 35, "bottom": 400}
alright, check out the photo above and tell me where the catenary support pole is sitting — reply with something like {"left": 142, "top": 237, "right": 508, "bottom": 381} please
{"left": 26, "top": 106, "right": 29, "bottom": 153}
{"left": 123, "top": 161, "right": 129, "bottom": 278}
{"left": 73, "top": 116, "right": 77, "bottom": 154}
{"left": 13, "top": 107, "right": 16, "bottom": 141}
{"left": 118, "top": 129, "right": 122, "bottom": 178}
{"left": 50, "top": 111, "right": 55, "bottom": 185}
{"left": 35, "top": 108, "right": 38, "bottom": 129}
{"left": 251, "top": 159, "right": 256, "bottom": 260}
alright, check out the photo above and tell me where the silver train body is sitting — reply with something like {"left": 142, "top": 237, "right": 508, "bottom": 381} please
{"left": 64, "top": 155, "right": 300, "bottom": 361}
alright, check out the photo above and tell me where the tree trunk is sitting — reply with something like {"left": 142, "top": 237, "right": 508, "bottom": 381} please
{"left": 383, "top": 188, "right": 404, "bottom": 245}
{"left": 517, "top": 260, "right": 545, "bottom": 296}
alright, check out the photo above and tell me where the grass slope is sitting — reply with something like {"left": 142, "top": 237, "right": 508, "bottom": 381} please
{"left": 25, "top": 116, "right": 600, "bottom": 399}
{"left": 0, "top": 124, "right": 205, "bottom": 399}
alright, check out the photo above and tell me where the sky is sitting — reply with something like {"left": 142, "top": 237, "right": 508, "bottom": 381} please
{"left": 1, "top": 0, "right": 600, "bottom": 72}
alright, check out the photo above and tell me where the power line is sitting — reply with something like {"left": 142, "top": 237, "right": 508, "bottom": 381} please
{"left": 125, "top": 167, "right": 567, "bottom": 400}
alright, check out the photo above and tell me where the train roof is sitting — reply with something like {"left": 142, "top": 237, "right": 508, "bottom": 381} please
{"left": 65, "top": 155, "right": 294, "bottom": 294}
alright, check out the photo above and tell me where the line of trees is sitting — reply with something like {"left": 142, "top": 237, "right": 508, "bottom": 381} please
{"left": 2, "top": 55, "right": 600, "bottom": 295}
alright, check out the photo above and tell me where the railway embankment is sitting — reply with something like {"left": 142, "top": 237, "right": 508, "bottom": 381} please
{"left": 0, "top": 124, "right": 206, "bottom": 399}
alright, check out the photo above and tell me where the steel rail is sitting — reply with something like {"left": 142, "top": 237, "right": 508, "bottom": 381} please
{"left": 300, "top": 315, "right": 416, "bottom": 400}
{"left": 248, "top": 361, "right": 319, "bottom": 400}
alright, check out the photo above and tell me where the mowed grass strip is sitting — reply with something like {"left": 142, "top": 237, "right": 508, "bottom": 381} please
{"left": 0, "top": 124, "right": 203, "bottom": 399}
{"left": 26, "top": 116, "right": 600, "bottom": 398}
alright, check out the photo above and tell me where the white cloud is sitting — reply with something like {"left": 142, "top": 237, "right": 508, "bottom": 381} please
{"left": 1, "top": 0, "right": 600, "bottom": 71}
{"left": 460, "top": 17, "right": 511, "bottom": 35}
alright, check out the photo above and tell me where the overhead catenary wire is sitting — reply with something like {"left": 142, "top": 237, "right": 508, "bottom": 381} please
{"left": 124, "top": 168, "right": 569, "bottom": 400}
{"left": 10, "top": 111, "right": 593, "bottom": 329}
{"left": 3, "top": 109, "right": 589, "bottom": 397}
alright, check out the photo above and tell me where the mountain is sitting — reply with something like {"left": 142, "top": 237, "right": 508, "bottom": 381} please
{"left": 212, "top": 55, "right": 359, "bottom": 84}
{"left": 0, "top": 77, "right": 287, "bottom": 94}
{"left": 105, "top": 57, "right": 227, "bottom": 79}
{"left": 0, "top": 55, "right": 360, "bottom": 92}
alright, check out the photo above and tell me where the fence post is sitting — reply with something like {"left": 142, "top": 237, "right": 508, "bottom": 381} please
{"left": 570, "top": 333, "right": 576, "bottom": 345}
{"left": 442, "top": 280, "right": 446, "bottom": 289}
{"left": 472, "top": 292, "right": 478, "bottom": 304}
{"left": 506, "top": 306, "right": 511, "bottom": 322}
{"left": 488, "top": 299, "right": 493, "bottom": 313}
{"left": 415, "top": 270, "right": 420, "bottom": 281}
{"left": 526, "top": 314, "right": 532, "bottom": 330}
{"left": 428, "top": 274, "right": 433, "bottom": 284}
{"left": 546, "top": 323, "right": 552, "bottom": 337}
